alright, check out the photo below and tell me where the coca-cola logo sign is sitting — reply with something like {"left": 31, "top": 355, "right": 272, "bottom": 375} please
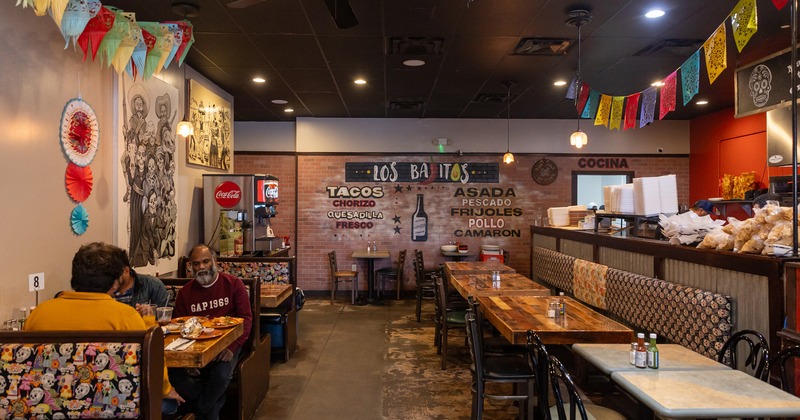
{"left": 214, "top": 181, "right": 242, "bottom": 208}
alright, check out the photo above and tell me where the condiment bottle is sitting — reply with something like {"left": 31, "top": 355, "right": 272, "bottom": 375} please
{"left": 635, "top": 333, "right": 647, "bottom": 368}
{"left": 647, "top": 333, "right": 659, "bottom": 369}
{"left": 629, "top": 342, "right": 637, "bottom": 365}
{"left": 558, "top": 292, "right": 566, "bottom": 316}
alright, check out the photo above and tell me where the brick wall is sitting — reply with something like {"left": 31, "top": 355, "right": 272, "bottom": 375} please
{"left": 235, "top": 153, "right": 689, "bottom": 293}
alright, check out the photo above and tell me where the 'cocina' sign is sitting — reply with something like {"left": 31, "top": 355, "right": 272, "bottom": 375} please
{"left": 577, "top": 158, "right": 629, "bottom": 169}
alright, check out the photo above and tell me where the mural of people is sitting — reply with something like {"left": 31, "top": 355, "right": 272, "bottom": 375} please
{"left": 187, "top": 80, "right": 232, "bottom": 169}
{"left": 120, "top": 79, "right": 177, "bottom": 268}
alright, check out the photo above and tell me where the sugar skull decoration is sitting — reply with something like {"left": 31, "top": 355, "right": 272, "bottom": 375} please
{"left": 749, "top": 64, "right": 772, "bottom": 107}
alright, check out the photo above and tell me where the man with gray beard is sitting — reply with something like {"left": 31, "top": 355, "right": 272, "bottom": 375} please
{"left": 168, "top": 244, "right": 252, "bottom": 420}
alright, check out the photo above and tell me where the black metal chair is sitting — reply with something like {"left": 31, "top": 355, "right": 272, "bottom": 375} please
{"left": 526, "top": 330, "right": 551, "bottom": 420}
{"left": 413, "top": 251, "right": 437, "bottom": 322}
{"left": 434, "top": 276, "right": 467, "bottom": 370}
{"left": 375, "top": 249, "right": 406, "bottom": 300}
{"left": 465, "top": 311, "right": 536, "bottom": 419}
{"left": 717, "top": 329, "right": 770, "bottom": 381}
{"left": 769, "top": 346, "right": 800, "bottom": 393}
{"left": 328, "top": 251, "right": 359, "bottom": 304}
{"left": 548, "top": 355, "right": 625, "bottom": 420}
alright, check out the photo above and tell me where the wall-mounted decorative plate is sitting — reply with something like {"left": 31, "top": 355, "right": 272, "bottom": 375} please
{"left": 531, "top": 158, "right": 558, "bottom": 185}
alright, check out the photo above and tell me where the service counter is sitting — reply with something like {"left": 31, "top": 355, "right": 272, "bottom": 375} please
{"left": 531, "top": 225, "right": 793, "bottom": 354}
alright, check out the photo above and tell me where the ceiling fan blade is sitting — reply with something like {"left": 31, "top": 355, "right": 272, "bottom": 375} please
{"left": 227, "top": 0, "right": 267, "bottom": 8}
{"left": 322, "top": 0, "right": 358, "bottom": 29}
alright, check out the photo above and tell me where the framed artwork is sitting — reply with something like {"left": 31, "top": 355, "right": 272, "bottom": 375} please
{"left": 187, "top": 79, "right": 232, "bottom": 170}
{"left": 115, "top": 75, "right": 179, "bottom": 271}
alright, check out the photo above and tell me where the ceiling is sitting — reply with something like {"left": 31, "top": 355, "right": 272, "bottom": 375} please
{"left": 103, "top": 0, "right": 792, "bottom": 122}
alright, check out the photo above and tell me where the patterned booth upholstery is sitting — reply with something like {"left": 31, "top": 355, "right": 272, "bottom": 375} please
{"left": 531, "top": 246, "right": 575, "bottom": 293}
{"left": 606, "top": 268, "right": 733, "bottom": 359}
{"left": 0, "top": 328, "right": 163, "bottom": 419}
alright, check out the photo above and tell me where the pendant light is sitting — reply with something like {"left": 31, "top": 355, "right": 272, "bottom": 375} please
{"left": 176, "top": 63, "right": 194, "bottom": 138}
{"left": 501, "top": 80, "right": 517, "bottom": 164}
{"left": 567, "top": 9, "right": 592, "bottom": 149}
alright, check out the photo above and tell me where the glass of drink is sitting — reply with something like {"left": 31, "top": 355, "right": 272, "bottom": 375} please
{"left": 156, "top": 307, "right": 173, "bottom": 326}
{"left": 139, "top": 304, "right": 158, "bottom": 327}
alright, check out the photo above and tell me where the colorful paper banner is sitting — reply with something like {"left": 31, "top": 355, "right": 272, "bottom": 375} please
{"left": 595, "top": 94, "right": 612, "bottom": 127}
{"left": 704, "top": 23, "right": 728, "bottom": 84}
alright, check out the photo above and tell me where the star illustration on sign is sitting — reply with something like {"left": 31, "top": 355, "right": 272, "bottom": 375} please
{"left": 394, "top": 185, "right": 404, "bottom": 193}
{"left": 406, "top": 185, "right": 413, "bottom": 191}
{"left": 394, "top": 226, "right": 402, "bottom": 234}
{"left": 392, "top": 215, "right": 401, "bottom": 223}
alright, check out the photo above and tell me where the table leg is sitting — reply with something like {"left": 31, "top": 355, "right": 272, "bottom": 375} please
{"left": 367, "top": 259, "right": 376, "bottom": 303}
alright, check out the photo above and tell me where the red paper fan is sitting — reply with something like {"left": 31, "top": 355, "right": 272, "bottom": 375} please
{"left": 65, "top": 162, "right": 93, "bottom": 202}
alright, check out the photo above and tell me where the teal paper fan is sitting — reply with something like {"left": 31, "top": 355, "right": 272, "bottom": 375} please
{"left": 71, "top": 204, "right": 89, "bottom": 235}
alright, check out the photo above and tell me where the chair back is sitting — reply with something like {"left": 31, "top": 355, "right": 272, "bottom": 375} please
{"left": 527, "top": 330, "right": 552, "bottom": 420}
{"left": 396, "top": 249, "right": 407, "bottom": 282}
{"left": 717, "top": 329, "right": 769, "bottom": 381}
{"left": 770, "top": 346, "right": 800, "bottom": 393}
{"left": 413, "top": 253, "right": 423, "bottom": 286}
{"left": 465, "top": 311, "right": 484, "bottom": 379}
{"left": 549, "top": 355, "right": 589, "bottom": 420}
{"left": 327, "top": 251, "right": 338, "bottom": 278}
{"left": 433, "top": 277, "right": 446, "bottom": 325}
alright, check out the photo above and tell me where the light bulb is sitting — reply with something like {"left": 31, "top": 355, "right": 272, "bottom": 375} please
{"left": 570, "top": 130, "right": 587, "bottom": 148}
{"left": 503, "top": 151, "right": 515, "bottom": 164}
{"left": 177, "top": 120, "right": 194, "bottom": 137}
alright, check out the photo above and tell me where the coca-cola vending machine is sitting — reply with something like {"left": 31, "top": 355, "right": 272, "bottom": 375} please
{"left": 203, "top": 174, "right": 278, "bottom": 256}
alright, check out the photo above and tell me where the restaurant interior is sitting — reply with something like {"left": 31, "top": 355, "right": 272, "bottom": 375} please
{"left": 4, "top": 0, "right": 800, "bottom": 418}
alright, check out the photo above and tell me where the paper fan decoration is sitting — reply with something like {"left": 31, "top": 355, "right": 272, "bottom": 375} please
{"left": 65, "top": 162, "right": 93, "bottom": 202}
{"left": 60, "top": 98, "right": 99, "bottom": 167}
{"left": 71, "top": 204, "right": 89, "bottom": 235}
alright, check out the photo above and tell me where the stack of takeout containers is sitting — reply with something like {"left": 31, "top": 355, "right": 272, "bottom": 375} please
{"left": 633, "top": 174, "right": 678, "bottom": 216}
{"left": 547, "top": 207, "right": 570, "bottom": 226}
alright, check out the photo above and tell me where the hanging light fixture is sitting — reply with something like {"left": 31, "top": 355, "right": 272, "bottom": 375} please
{"left": 567, "top": 9, "right": 592, "bottom": 149}
{"left": 176, "top": 63, "right": 194, "bottom": 138}
{"left": 501, "top": 80, "right": 517, "bottom": 164}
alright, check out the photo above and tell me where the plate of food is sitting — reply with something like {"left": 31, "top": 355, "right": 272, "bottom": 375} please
{"left": 172, "top": 316, "right": 209, "bottom": 324}
{"left": 202, "top": 316, "right": 244, "bottom": 328}
{"left": 182, "top": 328, "right": 224, "bottom": 340}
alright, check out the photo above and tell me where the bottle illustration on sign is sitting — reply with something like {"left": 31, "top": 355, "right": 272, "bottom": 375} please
{"left": 411, "top": 194, "right": 428, "bottom": 242}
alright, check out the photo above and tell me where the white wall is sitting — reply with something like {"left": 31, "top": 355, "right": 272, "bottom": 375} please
{"left": 235, "top": 117, "right": 689, "bottom": 154}
{"left": 0, "top": 3, "right": 231, "bottom": 320}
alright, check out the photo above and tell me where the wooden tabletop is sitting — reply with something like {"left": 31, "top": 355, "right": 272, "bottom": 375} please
{"left": 477, "top": 295, "right": 632, "bottom": 345}
{"left": 450, "top": 273, "right": 550, "bottom": 298}
{"left": 443, "top": 261, "right": 515, "bottom": 277}
{"left": 261, "top": 283, "right": 293, "bottom": 308}
{"left": 165, "top": 323, "right": 243, "bottom": 368}
{"left": 351, "top": 250, "right": 390, "bottom": 259}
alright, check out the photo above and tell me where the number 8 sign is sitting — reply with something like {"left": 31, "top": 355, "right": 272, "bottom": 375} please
{"left": 28, "top": 273, "right": 45, "bottom": 292}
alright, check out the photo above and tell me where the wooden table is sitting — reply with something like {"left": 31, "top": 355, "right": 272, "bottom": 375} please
{"left": 165, "top": 323, "right": 243, "bottom": 368}
{"left": 612, "top": 369, "right": 800, "bottom": 418}
{"left": 260, "top": 283, "right": 293, "bottom": 308}
{"left": 572, "top": 343, "right": 728, "bottom": 374}
{"left": 450, "top": 273, "right": 550, "bottom": 298}
{"left": 351, "top": 250, "right": 390, "bottom": 303}
{"left": 477, "top": 295, "right": 632, "bottom": 345}
{"left": 443, "top": 261, "right": 515, "bottom": 277}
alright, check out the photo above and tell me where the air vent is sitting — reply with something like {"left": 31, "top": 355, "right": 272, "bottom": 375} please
{"left": 387, "top": 37, "right": 444, "bottom": 55}
{"left": 388, "top": 100, "right": 425, "bottom": 110}
{"left": 512, "top": 38, "right": 573, "bottom": 56}
{"left": 634, "top": 39, "right": 703, "bottom": 56}
{"left": 472, "top": 93, "right": 519, "bottom": 103}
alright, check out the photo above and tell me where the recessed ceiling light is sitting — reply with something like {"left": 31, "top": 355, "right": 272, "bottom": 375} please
{"left": 696, "top": 100, "right": 708, "bottom": 105}
{"left": 645, "top": 9, "right": 665, "bottom": 18}
{"left": 284, "top": 108, "right": 294, "bottom": 113}
{"left": 271, "top": 99, "right": 288, "bottom": 104}
{"left": 252, "top": 77, "right": 266, "bottom": 83}
{"left": 554, "top": 80, "right": 567, "bottom": 86}
{"left": 782, "top": 24, "right": 791, "bottom": 29}
{"left": 651, "top": 81, "right": 664, "bottom": 87}
{"left": 354, "top": 79, "right": 367, "bottom": 85}
{"left": 403, "top": 59, "right": 426, "bottom": 67}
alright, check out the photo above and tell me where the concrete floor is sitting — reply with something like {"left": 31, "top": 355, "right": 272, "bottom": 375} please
{"left": 253, "top": 297, "right": 423, "bottom": 420}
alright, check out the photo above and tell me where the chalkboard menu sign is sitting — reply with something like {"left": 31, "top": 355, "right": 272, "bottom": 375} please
{"left": 735, "top": 47, "right": 793, "bottom": 117}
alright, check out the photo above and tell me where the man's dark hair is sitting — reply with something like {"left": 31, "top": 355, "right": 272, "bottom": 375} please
{"left": 71, "top": 242, "right": 125, "bottom": 293}
{"left": 753, "top": 193, "right": 782, "bottom": 209}
{"left": 110, "top": 244, "right": 132, "bottom": 269}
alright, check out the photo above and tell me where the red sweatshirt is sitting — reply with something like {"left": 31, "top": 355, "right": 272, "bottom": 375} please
{"left": 173, "top": 272, "right": 253, "bottom": 353}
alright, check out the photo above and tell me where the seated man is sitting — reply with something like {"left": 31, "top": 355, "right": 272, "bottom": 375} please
{"left": 168, "top": 244, "right": 253, "bottom": 420}
{"left": 109, "top": 244, "right": 169, "bottom": 308}
{"left": 24, "top": 242, "right": 183, "bottom": 413}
